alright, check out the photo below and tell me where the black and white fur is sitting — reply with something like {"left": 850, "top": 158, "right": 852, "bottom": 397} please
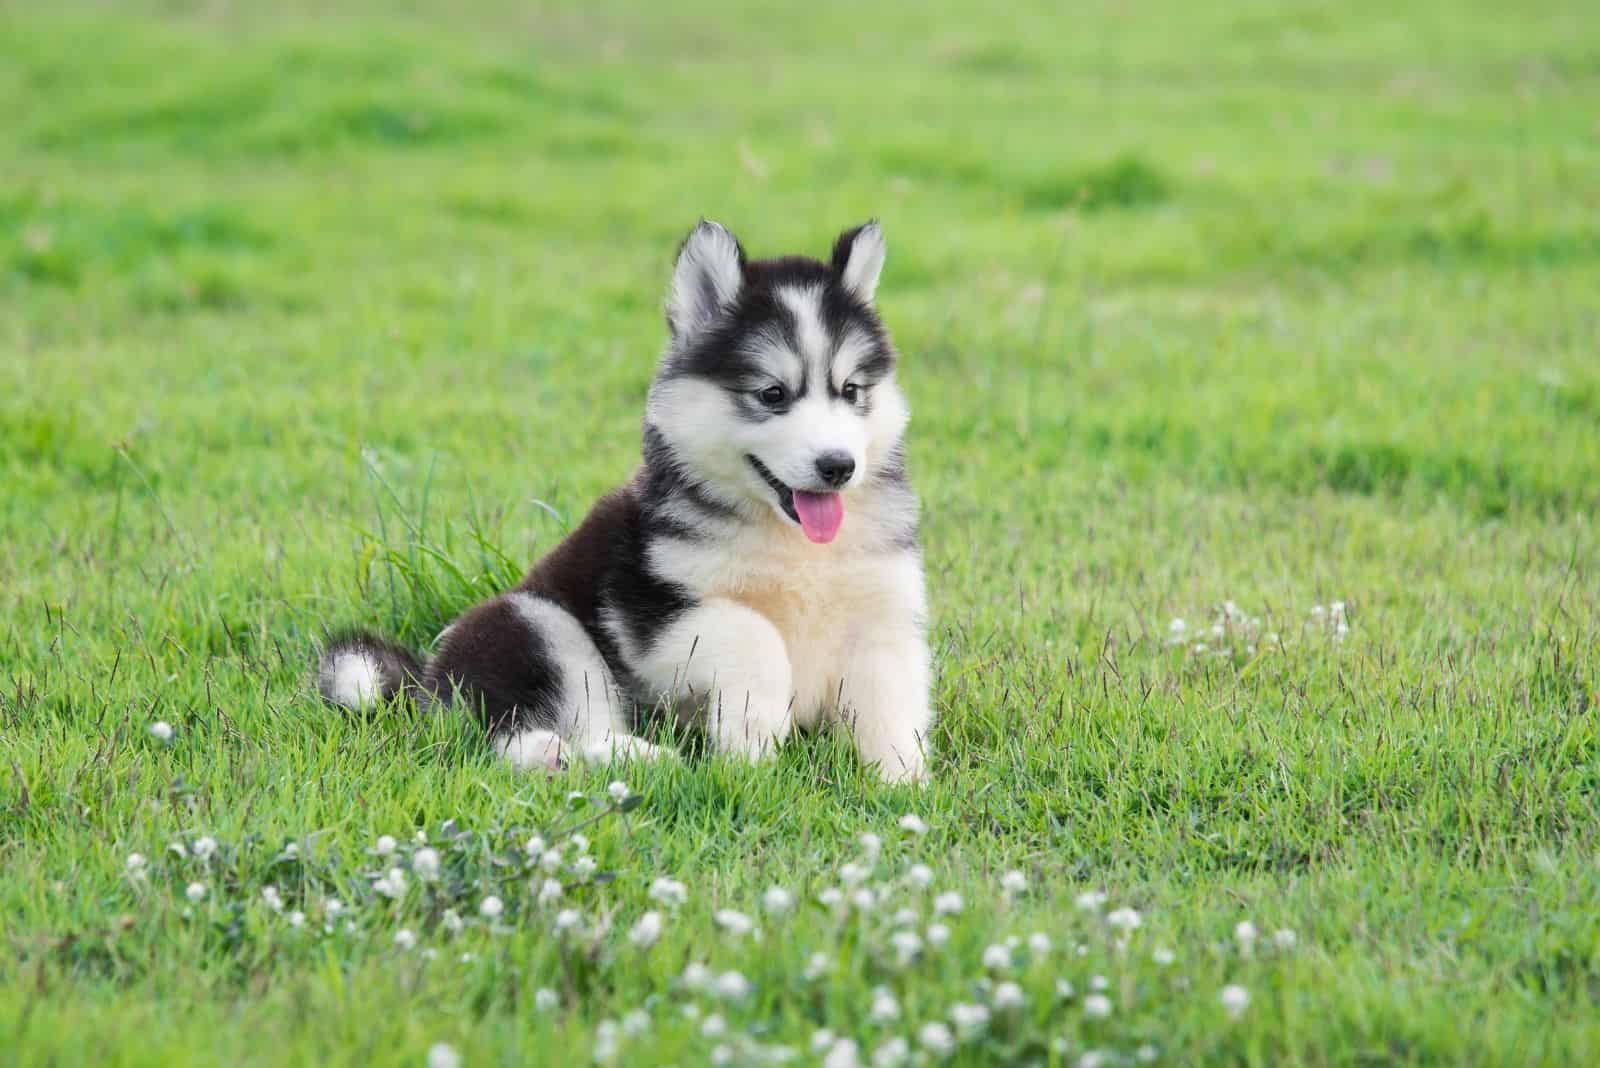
{"left": 317, "top": 220, "right": 931, "bottom": 782}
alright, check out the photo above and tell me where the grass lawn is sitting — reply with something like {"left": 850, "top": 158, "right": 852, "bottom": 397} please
{"left": 4, "top": 0, "right": 1599, "bottom": 1064}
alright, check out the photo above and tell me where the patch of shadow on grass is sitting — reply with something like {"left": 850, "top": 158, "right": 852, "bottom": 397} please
{"left": 7, "top": 199, "right": 276, "bottom": 292}
{"left": 471, "top": 65, "right": 633, "bottom": 119}
{"left": 942, "top": 42, "right": 1040, "bottom": 76}
{"left": 1023, "top": 155, "right": 1172, "bottom": 214}
{"left": 1306, "top": 216, "right": 1600, "bottom": 271}
{"left": 263, "top": 101, "right": 509, "bottom": 153}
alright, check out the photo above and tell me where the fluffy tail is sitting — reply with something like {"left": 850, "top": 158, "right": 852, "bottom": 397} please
{"left": 316, "top": 630, "right": 428, "bottom": 711}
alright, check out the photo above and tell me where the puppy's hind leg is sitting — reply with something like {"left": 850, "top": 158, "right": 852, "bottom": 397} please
{"left": 496, "top": 594, "right": 673, "bottom": 766}
{"left": 427, "top": 593, "right": 671, "bottom": 772}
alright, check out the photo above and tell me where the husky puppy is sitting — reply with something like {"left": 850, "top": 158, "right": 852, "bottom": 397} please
{"left": 317, "top": 220, "right": 931, "bottom": 782}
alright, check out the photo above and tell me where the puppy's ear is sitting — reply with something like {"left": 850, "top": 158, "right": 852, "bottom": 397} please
{"left": 830, "top": 220, "right": 886, "bottom": 303}
{"left": 667, "top": 219, "right": 745, "bottom": 340}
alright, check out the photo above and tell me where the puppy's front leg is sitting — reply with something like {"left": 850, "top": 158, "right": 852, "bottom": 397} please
{"left": 635, "top": 599, "right": 795, "bottom": 760}
{"left": 837, "top": 634, "right": 933, "bottom": 783}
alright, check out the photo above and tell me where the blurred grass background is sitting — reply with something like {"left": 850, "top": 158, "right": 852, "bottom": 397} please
{"left": 2, "top": 1, "right": 1599, "bottom": 1064}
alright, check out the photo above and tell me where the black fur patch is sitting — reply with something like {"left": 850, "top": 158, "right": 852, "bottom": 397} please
{"left": 425, "top": 596, "right": 565, "bottom": 736}
{"left": 661, "top": 252, "right": 896, "bottom": 400}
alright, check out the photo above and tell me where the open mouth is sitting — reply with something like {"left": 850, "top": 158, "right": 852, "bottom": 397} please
{"left": 745, "top": 455, "right": 846, "bottom": 544}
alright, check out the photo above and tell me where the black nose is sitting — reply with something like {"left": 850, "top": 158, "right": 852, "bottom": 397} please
{"left": 814, "top": 452, "right": 856, "bottom": 488}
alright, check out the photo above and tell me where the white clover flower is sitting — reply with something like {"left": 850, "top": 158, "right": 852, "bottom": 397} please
{"left": 892, "top": 907, "right": 918, "bottom": 927}
{"left": 1078, "top": 1052, "right": 1108, "bottom": 1068}
{"left": 1220, "top": 984, "right": 1250, "bottom": 1018}
{"left": 1311, "top": 604, "right": 1326, "bottom": 617}
{"left": 710, "top": 1045, "right": 731, "bottom": 1066}
{"left": 1168, "top": 618, "right": 1186, "bottom": 636}
{"left": 926, "top": 922, "right": 951, "bottom": 948}
{"left": 126, "top": 853, "right": 147, "bottom": 875}
{"left": 905, "top": 863, "right": 933, "bottom": 888}
{"left": 149, "top": 720, "right": 174, "bottom": 742}
{"left": 1234, "top": 920, "right": 1258, "bottom": 948}
{"left": 621, "top": 1009, "right": 650, "bottom": 1037}
{"left": 701, "top": 1013, "right": 727, "bottom": 1038}
{"left": 1055, "top": 979, "right": 1075, "bottom": 999}
{"left": 763, "top": 886, "right": 795, "bottom": 914}
{"left": 918, "top": 1022, "right": 955, "bottom": 1056}
{"left": 442, "top": 909, "right": 463, "bottom": 935}
{"left": 288, "top": 910, "right": 306, "bottom": 928}
{"left": 823, "top": 1038, "right": 861, "bottom": 1068}
{"left": 552, "top": 909, "right": 581, "bottom": 934}
{"left": 324, "top": 898, "right": 343, "bottom": 918}
{"left": 1137, "top": 1044, "right": 1159, "bottom": 1063}
{"left": 1089, "top": 974, "right": 1108, "bottom": 992}
{"left": 869, "top": 987, "right": 900, "bottom": 1022}
{"left": 981, "top": 944, "right": 1011, "bottom": 971}
{"left": 849, "top": 887, "right": 876, "bottom": 912}
{"left": 1152, "top": 946, "right": 1176, "bottom": 966}
{"left": 427, "top": 1043, "right": 461, "bottom": 1068}
{"left": 1028, "top": 932, "right": 1052, "bottom": 955}
{"left": 859, "top": 832, "right": 883, "bottom": 859}
{"left": 537, "top": 879, "right": 562, "bottom": 906}
{"left": 282, "top": 842, "right": 300, "bottom": 860}
{"left": 629, "top": 910, "right": 663, "bottom": 948}
{"left": 713, "top": 971, "right": 751, "bottom": 1001}
{"left": 1274, "top": 927, "right": 1298, "bottom": 950}
{"left": 524, "top": 834, "right": 546, "bottom": 858}
{"left": 192, "top": 836, "right": 217, "bottom": 862}
{"left": 891, "top": 929, "right": 923, "bottom": 965}
{"left": 803, "top": 952, "right": 831, "bottom": 980}
{"left": 568, "top": 833, "right": 589, "bottom": 853}
{"left": 811, "top": 1030, "right": 837, "bottom": 1054}
{"left": 539, "top": 848, "right": 563, "bottom": 873}
{"left": 839, "top": 862, "right": 870, "bottom": 887}
{"left": 872, "top": 1036, "right": 910, "bottom": 1068}
{"left": 413, "top": 831, "right": 427, "bottom": 845}
{"left": 534, "top": 987, "right": 558, "bottom": 1011}
{"left": 479, "top": 895, "right": 504, "bottom": 920}
{"left": 607, "top": 780, "right": 631, "bottom": 803}
{"left": 412, "top": 847, "right": 441, "bottom": 882}
{"left": 681, "top": 962, "right": 711, "bottom": 990}
{"left": 818, "top": 887, "right": 845, "bottom": 909}
{"left": 1000, "top": 870, "right": 1027, "bottom": 896}
{"left": 649, "top": 877, "right": 687, "bottom": 907}
{"left": 932, "top": 891, "right": 963, "bottom": 916}
{"left": 572, "top": 855, "right": 597, "bottom": 878}
{"left": 374, "top": 834, "right": 397, "bottom": 856}
{"left": 594, "top": 1020, "right": 620, "bottom": 1065}
{"left": 898, "top": 813, "right": 930, "bottom": 835}
{"left": 394, "top": 929, "right": 417, "bottom": 950}
{"left": 714, "top": 909, "right": 754, "bottom": 937}
{"left": 1074, "top": 890, "right": 1108, "bottom": 912}
{"left": 992, "top": 981, "right": 1024, "bottom": 1011}
{"left": 1107, "top": 907, "right": 1142, "bottom": 931}
{"left": 1083, "top": 994, "right": 1112, "bottom": 1019}
{"left": 949, "top": 1002, "right": 990, "bottom": 1037}
{"left": 374, "top": 868, "right": 407, "bottom": 899}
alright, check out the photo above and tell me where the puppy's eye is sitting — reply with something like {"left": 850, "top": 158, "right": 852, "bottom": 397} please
{"left": 841, "top": 383, "right": 862, "bottom": 404}
{"left": 757, "top": 384, "right": 788, "bottom": 407}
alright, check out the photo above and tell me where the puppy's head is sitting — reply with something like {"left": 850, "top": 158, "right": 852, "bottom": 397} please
{"left": 646, "top": 220, "right": 908, "bottom": 544}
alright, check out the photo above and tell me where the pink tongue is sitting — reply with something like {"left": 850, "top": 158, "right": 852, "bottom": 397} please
{"left": 792, "top": 491, "right": 844, "bottom": 543}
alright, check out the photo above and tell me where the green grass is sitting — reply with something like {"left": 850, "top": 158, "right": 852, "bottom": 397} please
{"left": 4, "top": 0, "right": 1599, "bottom": 1064}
